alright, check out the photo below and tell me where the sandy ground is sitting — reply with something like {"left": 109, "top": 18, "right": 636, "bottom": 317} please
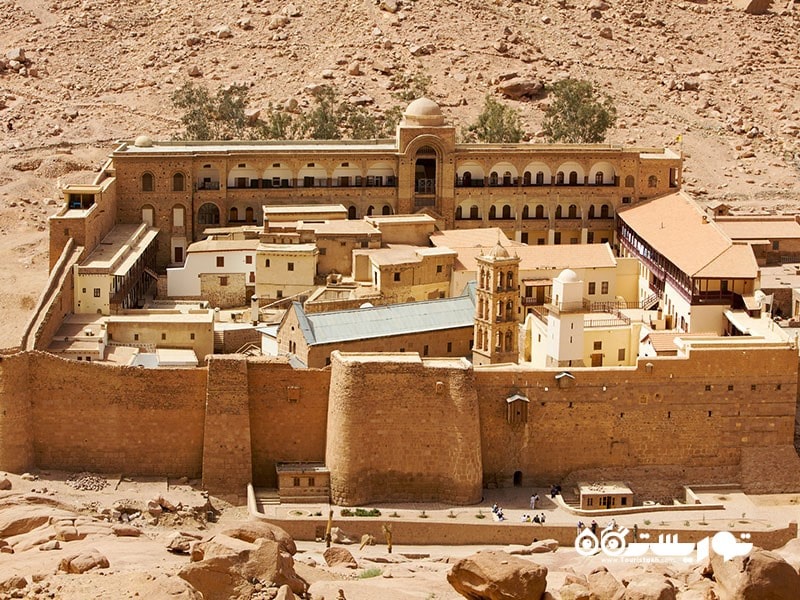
{"left": 2, "top": 470, "right": 798, "bottom": 599}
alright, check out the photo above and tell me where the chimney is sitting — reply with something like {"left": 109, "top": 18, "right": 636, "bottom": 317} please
{"left": 251, "top": 295, "right": 260, "bottom": 325}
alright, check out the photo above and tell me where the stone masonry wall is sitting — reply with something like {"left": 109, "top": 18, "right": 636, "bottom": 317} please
{"left": 326, "top": 353, "right": 483, "bottom": 506}
{"left": 27, "top": 352, "right": 206, "bottom": 475}
{"left": 476, "top": 345, "right": 799, "bottom": 498}
{"left": 248, "top": 358, "right": 330, "bottom": 488}
{"left": 202, "top": 355, "right": 252, "bottom": 503}
{"left": 0, "top": 353, "right": 33, "bottom": 473}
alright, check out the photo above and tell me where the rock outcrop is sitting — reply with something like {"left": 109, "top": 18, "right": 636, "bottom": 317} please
{"left": 447, "top": 550, "right": 548, "bottom": 600}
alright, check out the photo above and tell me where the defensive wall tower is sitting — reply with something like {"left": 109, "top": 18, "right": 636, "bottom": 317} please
{"left": 326, "top": 351, "right": 482, "bottom": 506}
{"left": 0, "top": 352, "right": 34, "bottom": 474}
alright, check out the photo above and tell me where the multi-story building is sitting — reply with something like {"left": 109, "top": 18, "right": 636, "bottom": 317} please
{"left": 55, "top": 98, "right": 682, "bottom": 271}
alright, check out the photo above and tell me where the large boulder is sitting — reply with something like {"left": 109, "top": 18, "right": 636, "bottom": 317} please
{"left": 587, "top": 566, "right": 625, "bottom": 600}
{"left": 559, "top": 582, "right": 593, "bottom": 600}
{"left": 58, "top": 550, "right": 110, "bottom": 574}
{"left": 624, "top": 574, "right": 676, "bottom": 600}
{"left": 709, "top": 547, "right": 800, "bottom": 600}
{"left": 447, "top": 550, "right": 548, "bottom": 600}
{"left": 179, "top": 534, "right": 306, "bottom": 599}
{"left": 732, "top": 0, "right": 772, "bottom": 15}
{"left": 496, "top": 77, "right": 545, "bottom": 100}
{"left": 220, "top": 520, "right": 296, "bottom": 554}
{"left": 323, "top": 546, "right": 358, "bottom": 568}
{"left": 509, "top": 539, "right": 559, "bottom": 555}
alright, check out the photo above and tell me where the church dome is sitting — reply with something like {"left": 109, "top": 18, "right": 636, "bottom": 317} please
{"left": 557, "top": 268, "right": 580, "bottom": 283}
{"left": 487, "top": 242, "right": 510, "bottom": 259}
{"left": 133, "top": 135, "right": 153, "bottom": 148}
{"left": 403, "top": 97, "right": 445, "bottom": 126}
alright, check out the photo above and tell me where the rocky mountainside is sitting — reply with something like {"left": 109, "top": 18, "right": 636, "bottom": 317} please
{"left": 0, "top": 0, "right": 799, "bottom": 345}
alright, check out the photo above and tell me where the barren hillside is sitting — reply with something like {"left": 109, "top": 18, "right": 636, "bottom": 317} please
{"left": 1, "top": 0, "right": 799, "bottom": 346}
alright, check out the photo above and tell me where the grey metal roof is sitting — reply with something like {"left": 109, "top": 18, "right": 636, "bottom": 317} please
{"left": 292, "top": 292, "right": 476, "bottom": 346}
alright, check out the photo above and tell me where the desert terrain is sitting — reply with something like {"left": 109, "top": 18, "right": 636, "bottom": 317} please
{"left": 2, "top": 0, "right": 800, "bottom": 597}
{"left": 1, "top": 0, "right": 800, "bottom": 347}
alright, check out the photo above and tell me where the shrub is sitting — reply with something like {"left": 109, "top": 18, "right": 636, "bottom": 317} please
{"left": 359, "top": 567, "right": 382, "bottom": 579}
{"left": 466, "top": 95, "right": 524, "bottom": 143}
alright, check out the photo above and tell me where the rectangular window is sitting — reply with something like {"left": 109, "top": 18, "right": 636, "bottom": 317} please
{"left": 245, "top": 255, "right": 252, "bottom": 264}
{"left": 601, "top": 281, "right": 609, "bottom": 294}
{"left": 216, "top": 256, "right": 224, "bottom": 268}
{"left": 588, "top": 282, "right": 596, "bottom": 295}
{"left": 190, "top": 333, "right": 195, "bottom": 340}
{"left": 618, "top": 348, "right": 626, "bottom": 361}
{"left": 287, "top": 262, "right": 294, "bottom": 271}
{"left": 423, "top": 345, "right": 429, "bottom": 356}
{"left": 173, "top": 207, "right": 184, "bottom": 227}
{"left": 393, "top": 272, "right": 400, "bottom": 282}
{"left": 93, "top": 288, "right": 101, "bottom": 298}
{"left": 134, "top": 334, "right": 139, "bottom": 341}
{"left": 593, "top": 341, "right": 602, "bottom": 350}
{"left": 265, "top": 259, "right": 270, "bottom": 267}
{"left": 773, "top": 240, "right": 780, "bottom": 251}
{"left": 293, "top": 477, "right": 300, "bottom": 487}
{"left": 319, "top": 247, "right": 327, "bottom": 255}
{"left": 728, "top": 384, "right": 734, "bottom": 391}
{"left": 447, "top": 342, "right": 452, "bottom": 352}
{"left": 161, "top": 333, "right": 166, "bottom": 340}
{"left": 308, "top": 477, "right": 316, "bottom": 487}
{"left": 220, "top": 276, "right": 228, "bottom": 286}
{"left": 277, "top": 290, "right": 283, "bottom": 299}
{"left": 751, "top": 384, "right": 756, "bottom": 391}
{"left": 705, "top": 384, "right": 712, "bottom": 391}
{"left": 621, "top": 497, "right": 627, "bottom": 506}
{"left": 436, "top": 264, "right": 443, "bottom": 273}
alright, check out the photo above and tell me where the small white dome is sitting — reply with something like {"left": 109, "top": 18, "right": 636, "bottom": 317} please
{"left": 133, "top": 135, "right": 153, "bottom": 148}
{"left": 557, "top": 269, "right": 580, "bottom": 283}
{"left": 403, "top": 97, "right": 445, "bottom": 126}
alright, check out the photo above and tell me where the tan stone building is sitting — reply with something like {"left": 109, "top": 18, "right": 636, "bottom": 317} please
{"left": 275, "top": 290, "right": 476, "bottom": 368}
{"left": 54, "top": 98, "right": 681, "bottom": 271}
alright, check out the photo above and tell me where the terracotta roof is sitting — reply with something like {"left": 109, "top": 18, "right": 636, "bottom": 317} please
{"left": 618, "top": 192, "right": 757, "bottom": 278}
{"left": 429, "top": 227, "right": 523, "bottom": 248}
{"left": 453, "top": 243, "right": 616, "bottom": 273}
{"left": 715, "top": 217, "right": 800, "bottom": 241}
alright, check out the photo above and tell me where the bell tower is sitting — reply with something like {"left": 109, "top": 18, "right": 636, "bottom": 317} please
{"left": 472, "top": 243, "right": 521, "bottom": 366}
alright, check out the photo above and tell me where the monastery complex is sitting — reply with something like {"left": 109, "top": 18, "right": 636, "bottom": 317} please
{"left": 2, "top": 99, "right": 800, "bottom": 506}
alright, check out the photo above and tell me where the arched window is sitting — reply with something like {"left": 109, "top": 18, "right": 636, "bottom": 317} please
{"left": 489, "top": 172, "right": 498, "bottom": 186}
{"left": 198, "top": 203, "right": 220, "bottom": 225}
{"left": 498, "top": 272, "right": 504, "bottom": 289}
{"left": 588, "top": 205, "right": 596, "bottom": 219}
{"left": 505, "top": 331, "right": 513, "bottom": 351}
{"left": 595, "top": 172, "right": 604, "bottom": 185}
{"left": 245, "top": 206, "right": 254, "bottom": 222}
{"left": 600, "top": 204, "right": 610, "bottom": 218}
{"left": 489, "top": 206, "right": 497, "bottom": 220}
{"left": 462, "top": 171, "right": 472, "bottom": 186}
{"left": 470, "top": 205, "right": 479, "bottom": 219}
{"left": 535, "top": 205, "right": 545, "bottom": 219}
{"left": 568, "top": 204, "right": 578, "bottom": 218}
{"left": 229, "top": 207, "right": 239, "bottom": 222}
{"left": 648, "top": 175, "right": 658, "bottom": 188}
{"left": 348, "top": 205, "right": 357, "bottom": 220}
{"left": 569, "top": 171, "right": 579, "bottom": 185}
{"left": 556, "top": 172, "right": 565, "bottom": 185}
{"left": 456, "top": 206, "right": 463, "bottom": 220}
{"left": 507, "top": 271, "right": 514, "bottom": 288}
{"left": 367, "top": 205, "right": 375, "bottom": 216}
{"left": 506, "top": 300, "right": 513, "bottom": 318}
{"left": 496, "top": 299, "right": 504, "bottom": 319}
{"left": 496, "top": 331, "right": 503, "bottom": 350}
{"left": 172, "top": 172, "right": 185, "bottom": 192}
{"left": 503, "top": 171, "right": 512, "bottom": 186}
{"left": 555, "top": 205, "right": 563, "bottom": 219}
{"left": 502, "top": 205, "right": 512, "bottom": 219}
{"left": 522, "top": 205, "right": 530, "bottom": 219}
{"left": 625, "top": 175, "right": 635, "bottom": 187}
{"left": 523, "top": 171, "right": 531, "bottom": 186}
{"left": 382, "top": 204, "right": 392, "bottom": 215}
{"left": 142, "top": 172, "right": 154, "bottom": 192}
{"left": 536, "top": 171, "right": 544, "bottom": 185}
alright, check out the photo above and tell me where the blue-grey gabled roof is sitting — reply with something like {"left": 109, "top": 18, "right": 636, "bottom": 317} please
{"left": 290, "top": 291, "right": 476, "bottom": 346}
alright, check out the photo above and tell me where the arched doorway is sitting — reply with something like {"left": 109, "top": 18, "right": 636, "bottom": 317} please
{"left": 513, "top": 471, "right": 523, "bottom": 487}
{"left": 414, "top": 145, "right": 437, "bottom": 208}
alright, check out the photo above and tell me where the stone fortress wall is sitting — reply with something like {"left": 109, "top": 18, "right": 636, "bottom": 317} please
{"left": 0, "top": 342, "right": 798, "bottom": 504}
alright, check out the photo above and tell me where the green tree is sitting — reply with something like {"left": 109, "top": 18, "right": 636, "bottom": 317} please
{"left": 295, "top": 87, "right": 342, "bottom": 140}
{"left": 254, "top": 103, "right": 295, "bottom": 140}
{"left": 542, "top": 79, "right": 617, "bottom": 143}
{"left": 466, "top": 95, "right": 525, "bottom": 143}
{"left": 172, "top": 82, "right": 251, "bottom": 140}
